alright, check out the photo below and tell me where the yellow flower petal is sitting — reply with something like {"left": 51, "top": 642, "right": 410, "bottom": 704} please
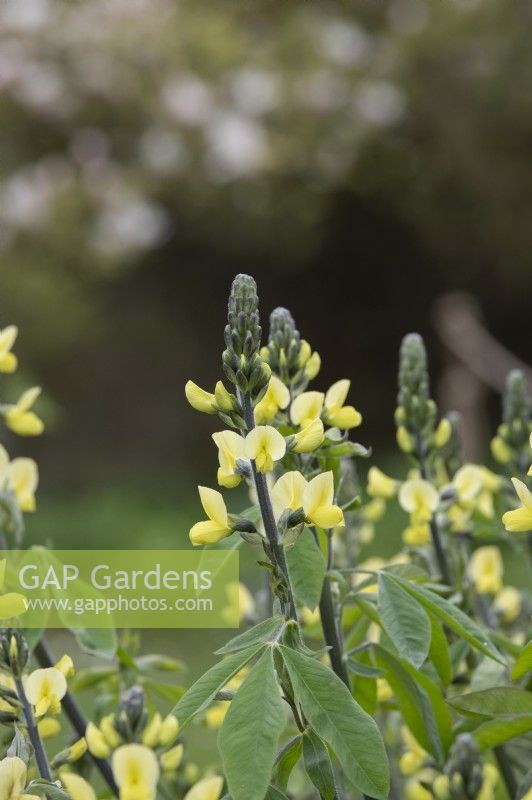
{"left": 198, "top": 486, "right": 229, "bottom": 528}
{"left": 245, "top": 426, "right": 286, "bottom": 472}
{"left": 61, "top": 772, "right": 97, "bottom": 800}
{"left": 303, "top": 472, "right": 344, "bottom": 528}
{"left": 469, "top": 546, "right": 503, "bottom": 594}
{"left": 185, "top": 381, "right": 216, "bottom": 414}
{"left": 290, "top": 392, "right": 324, "bottom": 427}
{"left": 25, "top": 668, "right": 67, "bottom": 716}
{"left": 0, "top": 756, "right": 28, "bottom": 797}
{"left": 189, "top": 520, "right": 231, "bottom": 546}
{"left": 399, "top": 479, "right": 439, "bottom": 520}
{"left": 511, "top": 477, "right": 532, "bottom": 509}
{"left": 86, "top": 722, "right": 111, "bottom": 758}
{"left": 8, "top": 458, "right": 39, "bottom": 512}
{"left": 503, "top": 505, "right": 532, "bottom": 533}
{"left": 0, "top": 593, "right": 27, "bottom": 619}
{"left": 325, "top": 379, "right": 350, "bottom": 409}
{"left": 184, "top": 776, "right": 224, "bottom": 800}
{"left": 453, "top": 464, "right": 483, "bottom": 503}
{"left": 367, "top": 467, "right": 397, "bottom": 500}
{"left": 291, "top": 418, "right": 324, "bottom": 453}
{"left": 112, "top": 744, "right": 159, "bottom": 798}
{"left": 271, "top": 471, "right": 307, "bottom": 519}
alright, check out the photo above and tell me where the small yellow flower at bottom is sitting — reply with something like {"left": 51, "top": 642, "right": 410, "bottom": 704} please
{"left": 60, "top": 772, "right": 97, "bottom": 800}
{"left": 189, "top": 487, "right": 232, "bottom": 546}
{"left": 25, "top": 667, "right": 67, "bottom": 717}
{"left": 3, "top": 387, "right": 44, "bottom": 436}
{"left": 502, "top": 478, "right": 532, "bottom": 532}
{"left": 469, "top": 546, "right": 503, "bottom": 595}
{"left": 0, "top": 755, "right": 40, "bottom": 800}
{"left": 244, "top": 425, "right": 286, "bottom": 473}
{"left": 0, "top": 326, "right": 18, "bottom": 374}
{"left": 184, "top": 776, "right": 224, "bottom": 800}
{"left": 112, "top": 744, "right": 159, "bottom": 800}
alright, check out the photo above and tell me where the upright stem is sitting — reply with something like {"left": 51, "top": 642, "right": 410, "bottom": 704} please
{"left": 241, "top": 394, "right": 297, "bottom": 620}
{"left": 15, "top": 675, "right": 52, "bottom": 785}
{"left": 34, "top": 640, "right": 119, "bottom": 797}
{"left": 315, "top": 532, "right": 349, "bottom": 688}
{"left": 417, "top": 444, "right": 452, "bottom": 585}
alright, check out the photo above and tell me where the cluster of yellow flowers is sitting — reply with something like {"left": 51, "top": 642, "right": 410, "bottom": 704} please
{"left": 503, "top": 433, "right": 532, "bottom": 532}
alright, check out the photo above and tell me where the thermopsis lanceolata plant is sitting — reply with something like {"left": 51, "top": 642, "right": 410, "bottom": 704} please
{"left": 0, "top": 277, "right": 530, "bottom": 800}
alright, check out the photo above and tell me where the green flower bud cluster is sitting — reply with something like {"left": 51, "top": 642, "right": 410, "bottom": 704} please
{"left": 114, "top": 685, "right": 147, "bottom": 741}
{"left": 261, "top": 307, "right": 320, "bottom": 390}
{"left": 395, "top": 333, "right": 438, "bottom": 456}
{"left": 0, "top": 629, "right": 28, "bottom": 678}
{"left": 443, "top": 734, "right": 484, "bottom": 800}
{"left": 491, "top": 370, "right": 532, "bottom": 471}
{"left": 222, "top": 274, "right": 270, "bottom": 399}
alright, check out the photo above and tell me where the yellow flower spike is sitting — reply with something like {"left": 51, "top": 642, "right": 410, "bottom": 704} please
{"left": 290, "top": 391, "right": 324, "bottom": 428}
{"left": 433, "top": 418, "right": 452, "bottom": 448}
{"left": 212, "top": 430, "right": 247, "bottom": 488}
{"left": 160, "top": 743, "right": 184, "bottom": 773}
{"left": 0, "top": 756, "right": 40, "bottom": 800}
{"left": 490, "top": 436, "right": 512, "bottom": 464}
{"left": 189, "top": 487, "right": 232, "bottom": 546}
{"left": 184, "top": 381, "right": 216, "bottom": 414}
{"left": 367, "top": 466, "right": 397, "bottom": 500}
{"left": 254, "top": 376, "right": 290, "bottom": 424}
{"left": 55, "top": 655, "right": 74, "bottom": 680}
{"left": 303, "top": 471, "right": 344, "bottom": 528}
{"left": 453, "top": 464, "right": 484, "bottom": 504}
{"left": 142, "top": 713, "right": 162, "bottom": 748}
{"left": 60, "top": 772, "right": 97, "bottom": 800}
{"left": 305, "top": 351, "right": 321, "bottom": 381}
{"left": 493, "top": 586, "right": 521, "bottom": 623}
{"left": 291, "top": 418, "right": 324, "bottom": 453}
{"left": 24, "top": 667, "right": 67, "bottom": 717}
{"left": 503, "top": 478, "right": 532, "bottom": 532}
{"left": 271, "top": 471, "right": 307, "bottom": 519}
{"left": 85, "top": 722, "right": 111, "bottom": 758}
{"left": 37, "top": 717, "right": 61, "bottom": 739}
{"left": 100, "top": 714, "right": 122, "bottom": 748}
{"left": 214, "top": 381, "right": 234, "bottom": 412}
{"left": 397, "top": 426, "right": 415, "bottom": 453}
{"left": 244, "top": 425, "right": 286, "bottom": 473}
{"left": 112, "top": 744, "right": 159, "bottom": 800}
{"left": 399, "top": 479, "right": 439, "bottom": 523}
{"left": 324, "top": 380, "right": 362, "bottom": 429}
{"left": 184, "top": 776, "right": 224, "bottom": 800}
{"left": 158, "top": 714, "right": 179, "bottom": 746}
{"left": 469, "top": 546, "right": 503, "bottom": 595}
{"left": 0, "top": 326, "right": 18, "bottom": 374}
{"left": 3, "top": 387, "right": 44, "bottom": 437}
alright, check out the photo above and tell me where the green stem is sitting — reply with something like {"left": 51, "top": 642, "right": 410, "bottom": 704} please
{"left": 15, "top": 676, "right": 52, "bottom": 787}
{"left": 241, "top": 393, "right": 297, "bottom": 621}
{"left": 416, "top": 441, "right": 452, "bottom": 585}
{"left": 315, "top": 531, "right": 349, "bottom": 688}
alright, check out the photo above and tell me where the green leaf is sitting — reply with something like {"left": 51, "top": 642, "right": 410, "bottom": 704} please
{"left": 302, "top": 729, "right": 337, "bottom": 800}
{"left": 73, "top": 627, "right": 117, "bottom": 659}
{"left": 375, "top": 645, "right": 451, "bottom": 764}
{"left": 144, "top": 679, "right": 185, "bottom": 704}
{"left": 174, "top": 644, "right": 264, "bottom": 729}
{"left": 280, "top": 645, "right": 389, "bottom": 799}
{"left": 26, "top": 780, "right": 70, "bottom": 800}
{"left": 264, "top": 787, "right": 290, "bottom": 800}
{"left": 512, "top": 641, "right": 532, "bottom": 681}
{"left": 428, "top": 616, "right": 452, "bottom": 689}
{"left": 449, "top": 687, "right": 532, "bottom": 718}
{"left": 215, "top": 615, "right": 285, "bottom": 655}
{"left": 349, "top": 648, "right": 377, "bottom": 716}
{"left": 378, "top": 573, "right": 431, "bottom": 669}
{"left": 474, "top": 715, "right": 532, "bottom": 749}
{"left": 219, "top": 648, "right": 285, "bottom": 800}
{"left": 285, "top": 528, "right": 326, "bottom": 610}
{"left": 390, "top": 576, "right": 502, "bottom": 663}
{"left": 276, "top": 736, "right": 302, "bottom": 792}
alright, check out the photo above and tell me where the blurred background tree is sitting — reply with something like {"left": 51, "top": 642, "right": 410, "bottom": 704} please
{"left": 0, "top": 0, "right": 530, "bottom": 542}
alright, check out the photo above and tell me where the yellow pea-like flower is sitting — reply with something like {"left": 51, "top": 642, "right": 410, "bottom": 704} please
{"left": 323, "top": 380, "right": 362, "bottom": 429}
{"left": 160, "top": 743, "right": 184, "bottom": 773}
{"left": 0, "top": 559, "right": 27, "bottom": 619}
{"left": 60, "top": 772, "right": 97, "bottom": 800}
{"left": 291, "top": 418, "right": 324, "bottom": 453}
{"left": 305, "top": 351, "right": 321, "bottom": 381}
{"left": 399, "top": 727, "right": 427, "bottom": 776}
{"left": 453, "top": 464, "right": 483, "bottom": 505}
{"left": 271, "top": 471, "right": 307, "bottom": 519}
{"left": 100, "top": 714, "right": 122, "bottom": 748}
{"left": 254, "top": 376, "right": 290, "bottom": 424}
{"left": 212, "top": 431, "right": 247, "bottom": 488}
{"left": 86, "top": 722, "right": 111, "bottom": 758}
{"left": 0, "top": 326, "right": 18, "bottom": 374}
{"left": 0, "top": 756, "right": 40, "bottom": 800}
{"left": 502, "top": 478, "right": 532, "bottom": 533}
{"left": 158, "top": 714, "right": 179, "bottom": 746}
{"left": 405, "top": 779, "right": 434, "bottom": 800}
{"left": 37, "top": 717, "right": 61, "bottom": 739}
{"left": 367, "top": 466, "right": 397, "bottom": 500}
{"left": 433, "top": 418, "right": 452, "bottom": 448}
{"left": 490, "top": 436, "right": 512, "bottom": 464}
{"left": 25, "top": 667, "right": 67, "bottom": 717}
{"left": 185, "top": 381, "right": 216, "bottom": 414}
{"left": 112, "top": 744, "right": 159, "bottom": 800}
{"left": 290, "top": 391, "right": 324, "bottom": 429}
{"left": 184, "top": 776, "right": 224, "bottom": 800}
{"left": 0, "top": 446, "right": 39, "bottom": 513}
{"left": 66, "top": 738, "right": 87, "bottom": 763}
{"left": 55, "top": 654, "right": 74, "bottom": 679}
{"left": 396, "top": 426, "right": 415, "bottom": 453}
{"left": 303, "top": 471, "right": 344, "bottom": 529}
{"left": 214, "top": 381, "right": 234, "bottom": 412}
{"left": 189, "top": 487, "right": 232, "bottom": 546}
{"left": 432, "top": 774, "right": 451, "bottom": 800}
{"left": 469, "top": 546, "right": 503, "bottom": 595}
{"left": 244, "top": 425, "right": 286, "bottom": 473}
{"left": 493, "top": 586, "right": 521, "bottom": 623}
{"left": 142, "top": 713, "right": 162, "bottom": 748}
{"left": 205, "top": 701, "right": 228, "bottom": 729}
{"left": 399, "top": 479, "right": 439, "bottom": 524}
{"left": 3, "top": 387, "right": 44, "bottom": 437}
{"left": 402, "top": 523, "right": 431, "bottom": 546}
{"left": 376, "top": 678, "right": 393, "bottom": 703}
